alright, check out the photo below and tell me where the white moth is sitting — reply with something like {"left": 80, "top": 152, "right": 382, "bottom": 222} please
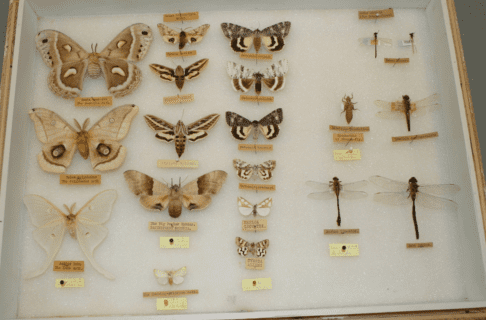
{"left": 154, "top": 267, "right": 187, "bottom": 285}
{"left": 237, "top": 197, "right": 272, "bottom": 217}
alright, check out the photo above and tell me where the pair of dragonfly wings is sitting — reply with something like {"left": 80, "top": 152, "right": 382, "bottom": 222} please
{"left": 306, "top": 180, "right": 368, "bottom": 200}
{"left": 375, "top": 94, "right": 441, "bottom": 120}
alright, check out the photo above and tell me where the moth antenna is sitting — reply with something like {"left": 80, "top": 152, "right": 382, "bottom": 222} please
{"left": 73, "top": 119, "right": 83, "bottom": 131}
{"left": 179, "top": 177, "right": 181, "bottom": 186}
{"left": 91, "top": 43, "right": 94, "bottom": 52}
{"left": 70, "top": 203, "right": 76, "bottom": 213}
{"left": 181, "top": 175, "right": 189, "bottom": 185}
{"left": 63, "top": 204, "right": 70, "bottom": 212}
{"left": 95, "top": 43, "right": 98, "bottom": 53}
{"left": 179, "top": 10, "right": 183, "bottom": 25}
{"left": 181, "top": 108, "right": 185, "bottom": 121}
{"left": 159, "top": 176, "right": 169, "bottom": 185}
{"left": 82, "top": 118, "right": 90, "bottom": 130}
{"left": 171, "top": 178, "right": 173, "bottom": 187}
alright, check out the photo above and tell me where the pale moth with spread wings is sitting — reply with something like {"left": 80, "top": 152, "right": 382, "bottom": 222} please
{"left": 227, "top": 60, "right": 288, "bottom": 95}
{"left": 29, "top": 105, "right": 138, "bottom": 173}
{"left": 236, "top": 237, "right": 270, "bottom": 257}
{"left": 144, "top": 113, "right": 220, "bottom": 158}
{"left": 158, "top": 24, "right": 210, "bottom": 50}
{"left": 221, "top": 21, "right": 291, "bottom": 53}
{"left": 23, "top": 190, "right": 117, "bottom": 280}
{"left": 35, "top": 23, "right": 153, "bottom": 98}
{"left": 237, "top": 197, "right": 272, "bottom": 217}
{"left": 149, "top": 58, "right": 209, "bottom": 91}
{"left": 154, "top": 267, "right": 187, "bottom": 285}
{"left": 233, "top": 159, "right": 276, "bottom": 181}
{"left": 226, "top": 108, "right": 283, "bottom": 141}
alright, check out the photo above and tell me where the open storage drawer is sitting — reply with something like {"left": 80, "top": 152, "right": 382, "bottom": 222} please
{"left": 1, "top": 0, "right": 486, "bottom": 319}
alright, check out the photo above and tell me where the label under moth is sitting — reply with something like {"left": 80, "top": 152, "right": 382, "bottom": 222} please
{"left": 166, "top": 50, "right": 197, "bottom": 58}
{"left": 242, "top": 278, "right": 272, "bottom": 291}
{"left": 238, "top": 144, "right": 273, "bottom": 152}
{"left": 245, "top": 258, "right": 265, "bottom": 270}
{"left": 242, "top": 219, "right": 267, "bottom": 232}
{"left": 59, "top": 174, "right": 101, "bottom": 185}
{"left": 55, "top": 278, "right": 84, "bottom": 288}
{"left": 143, "top": 289, "right": 199, "bottom": 298}
{"left": 156, "top": 297, "right": 188, "bottom": 310}
{"left": 329, "top": 244, "right": 359, "bottom": 257}
{"left": 53, "top": 261, "right": 84, "bottom": 272}
{"left": 157, "top": 160, "right": 198, "bottom": 169}
{"left": 240, "top": 95, "right": 274, "bottom": 103}
{"left": 74, "top": 96, "right": 112, "bottom": 107}
{"left": 149, "top": 222, "right": 197, "bottom": 232}
{"left": 239, "top": 52, "right": 273, "bottom": 60}
{"left": 160, "top": 237, "right": 189, "bottom": 248}
{"left": 239, "top": 183, "right": 276, "bottom": 191}
{"left": 163, "top": 94, "right": 195, "bottom": 105}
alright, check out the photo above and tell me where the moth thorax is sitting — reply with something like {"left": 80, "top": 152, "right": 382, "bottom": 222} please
{"left": 175, "top": 66, "right": 185, "bottom": 76}
{"left": 175, "top": 121, "right": 187, "bottom": 136}
{"left": 252, "top": 205, "right": 258, "bottom": 216}
{"left": 87, "top": 54, "right": 102, "bottom": 78}
{"left": 179, "top": 31, "right": 186, "bottom": 49}
{"left": 254, "top": 73, "right": 263, "bottom": 95}
{"left": 168, "top": 277, "right": 174, "bottom": 285}
{"left": 76, "top": 131, "right": 90, "bottom": 159}
{"left": 252, "top": 121, "right": 260, "bottom": 140}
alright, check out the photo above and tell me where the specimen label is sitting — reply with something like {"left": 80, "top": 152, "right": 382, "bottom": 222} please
{"left": 242, "top": 219, "right": 267, "bottom": 232}
{"left": 324, "top": 229, "right": 360, "bottom": 235}
{"left": 149, "top": 222, "right": 197, "bottom": 232}
{"left": 242, "top": 278, "right": 272, "bottom": 291}
{"left": 143, "top": 290, "right": 199, "bottom": 298}
{"left": 160, "top": 237, "right": 189, "bottom": 249}
{"left": 163, "top": 94, "right": 195, "bottom": 105}
{"left": 329, "top": 125, "right": 370, "bottom": 132}
{"left": 333, "top": 149, "right": 362, "bottom": 161}
{"left": 156, "top": 297, "right": 188, "bottom": 310}
{"left": 240, "top": 95, "right": 274, "bottom": 103}
{"left": 392, "top": 132, "right": 439, "bottom": 142}
{"left": 329, "top": 244, "right": 359, "bottom": 257}
{"left": 74, "top": 96, "right": 112, "bottom": 107}
{"left": 239, "top": 183, "right": 276, "bottom": 192}
{"left": 166, "top": 50, "right": 197, "bottom": 58}
{"left": 407, "top": 242, "right": 433, "bottom": 249}
{"left": 59, "top": 174, "right": 101, "bottom": 185}
{"left": 157, "top": 160, "right": 199, "bottom": 169}
{"left": 384, "top": 58, "right": 410, "bottom": 64}
{"left": 245, "top": 258, "right": 265, "bottom": 270}
{"left": 238, "top": 144, "right": 273, "bottom": 152}
{"left": 163, "top": 12, "right": 199, "bottom": 22}
{"left": 55, "top": 278, "right": 84, "bottom": 288}
{"left": 239, "top": 52, "right": 273, "bottom": 60}
{"left": 53, "top": 261, "right": 84, "bottom": 272}
{"left": 333, "top": 133, "right": 364, "bottom": 143}
{"left": 358, "top": 8, "right": 394, "bottom": 20}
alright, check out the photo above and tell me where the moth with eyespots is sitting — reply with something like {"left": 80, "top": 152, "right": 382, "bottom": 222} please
{"left": 221, "top": 22, "right": 291, "bottom": 53}
{"left": 227, "top": 60, "right": 288, "bottom": 95}
{"left": 226, "top": 108, "right": 283, "bottom": 141}
{"left": 233, "top": 159, "right": 276, "bottom": 181}
{"left": 158, "top": 24, "right": 210, "bottom": 50}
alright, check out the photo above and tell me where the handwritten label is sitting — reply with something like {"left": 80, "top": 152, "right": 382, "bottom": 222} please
{"left": 163, "top": 12, "right": 198, "bottom": 22}
{"left": 385, "top": 58, "right": 410, "bottom": 64}
{"left": 143, "top": 290, "right": 199, "bottom": 298}
{"left": 330, "top": 244, "right": 359, "bottom": 257}
{"left": 333, "top": 149, "right": 361, "bottom": 161}
{"left": 74, "top": 96, "right": 112, "bottom": 107}
{"left": 324, "top": 229, "right": 360, "bottom": 235}
{"left": 60, "top": 174, "right": 101, "bottom": 185}
{"left": 329, "top": 125, "right": 370, "bottom": 132}
{"left": 242, "top": 278, "right": 272, "bottom": 291}
{"left": 240, "top": 95, "right": 274, "bottom": 103}
{"left": 160, "top": 237, "right": 189, "bottom": 249}
{"left": 166, "top": 50, "right": 197, "bottom": 58}
{"left": 156, "top": 297, "right": 187, "bottom": 310}
{"left": 53, "top": 261, "right": 84, "bottom": 272}
{"left": 392, "top": 131, "right": 439, "bottom": 142}
{"left": 157, "top": 160, "right": 198, "bottom": 169}
{"left": 358, "top": 8, "right": 394, "bottom": 20}
{"left": 149, "top": 222, "right": 197, "bottom": 232}
{"left": 239, "top": 52, "right": 273, "bottom": 60}
{"left": 245, "top": 258, "right": 265, "bottom": 270}
{"left": 163, "top": 94, "right": 194, "bottom": 105}
{"left": 55, "top": 278, "right": 84, "bottom": 288}
{"left": 242, "top": 219, "right": 267, "bottom": 232}
{"left": 238, "top": 144, "right": 273, "bottom": 152}
{"left": 391, "top": 102, "right": 417, "bottom": 112}
{"left": 239, "top": 183, "right": 276, "bottom": 192}
{"left": 333, "top": 133, "right": 364, "bottom": 143}
{"left": 407, "top": 242, "right": 433, "bottom": 249}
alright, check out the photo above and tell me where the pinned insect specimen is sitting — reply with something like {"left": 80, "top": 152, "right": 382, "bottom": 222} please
{"left": 306, "top": 177, "right": 368, "bottom": 226}
{"left": 342, "top": 94, "right": 358, "bottom": 124}
{"left": 233, "top": 159, "right": 276, "bottom": 181}
{"left": 158, "top": 24, "right": 210, "bottom": 50}
{"left": 144, "top": 113, "right": 220, "bottom": 158}
{"left": 398, "top": 33, "right": 416, "bottom": 54}
{"left": 154, "top": 267, "right": 186, "bottom": 285}
{"left": 124, "top": 170, "right": 227, "bottom": 218}
{"left": 359, "top": 32, "right": 392, "bottom": 58}
{"left": 226, "top": 109, "right": 283, "bottom": 141}
{"left": 237, "top": 197, "right": 272, "bottom": 217}
{"left": 370, "top": 175, "right": 460, "bottom": 239}
{"left": 149, "top": 58, "right": 209, "bottom": 91}
{"left": 375, "top": 94, "right": 440, "bottom": 131}
{"left": 23, "top": 190, "right": 117, "bottom": 279}
{"left": 236, "top": 237, "right": 269, "bottom": 257}
{"left": 221, "top": 22, "right": 291, "bottom": 53}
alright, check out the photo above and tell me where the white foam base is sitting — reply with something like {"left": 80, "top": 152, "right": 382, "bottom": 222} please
{"left": 17, "top": 7, "right": 471, "bottom": 318}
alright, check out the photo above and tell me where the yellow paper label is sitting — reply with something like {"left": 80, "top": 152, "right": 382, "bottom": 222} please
{"left": 333, "top": 149, "right": 361, "bottom": 161}
{"left": 157, "top": 160, "right": 198, "bottom": 168}
{"left": 333, "top": 133, "right": 364, "bottom": 143}
{"left": 60, "top": 174, "right": 101, "bottom": 185}
{"left": 239, "top": 183, "right": 276, "bottom": 191}
{"left": 74, "top": 96, "right": 112, "bottom": 107}
{"left": 384, "top": 58, "right": 410, "bottom": 64}
{"left": 156, "top": 297, "right": 188, "bottom": 310}
{"left": 245, "top": 258, "right": 265, "bottom": 270}
{"left": 407, "top": 242, "right": 433, "bottom": 249}
{"left": 392, "top": 132, "right": 439, "bottom": 142}
{"left": 238, "top": 144, "right": 273, "bottom": 152}
{"left": 149, "top": 222, "right": 197, "bottom": 232}
{"left": 330, "top": 244, "right": 359, "bottom": 256}
{"left": 242, "top": 278, "right": 272, "bottom": 291}
{"left": 324, "top": 229, "right": 360, "bottom": 235}
{"left": 359, "top": 8, "right": 394, "bottom": 19}
{"left": 240, "top": 95, "right": 274, "bottom": 103}
{"left": 242, "top": 219, "right": 267, "bottom": 232}
{"left": 53, "top": 261, "right": 84, "bottom": 272}
{"left": 391, "top": 102, "right": 417, "bottom": 112}
{"left": 239, "top": 52, "right": 273, "bottom": 60}
{"left": 329, "top": 125, "right": 370, "bottom": 132}
{"left": 160, "top": 237, "right": 189, "bottom": 248}
{"left": 143, "top": 289, "right": 199, "bottom": 298}
{"left": 166, "top": 50, "right": 197, "bottom": 58}
{"left": 55, "top": 278, "right": 84, "bottom": 288}
{"left": 163, "top": 12, "right": 198, "bottom": 22}
{"left": 163, "top": 94, "right": 195, "bottom": 105}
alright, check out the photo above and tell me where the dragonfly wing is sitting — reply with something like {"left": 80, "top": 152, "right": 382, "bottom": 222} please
{"left": 418, "top": 184, "right": 460, "bottom": 196}
{"left": 340, "top": 190, "right": 368, "bottom": 200}
{"left": 378, "top": 38, "right": 393, "bottom": 46}
{"left": 376, "top": 111, "right": 405, "bottom": 120}
{"left": 341, "top": 180, "right": 368, "bottom": 191}
{"left": 414, "top": 93, "right": 440, "bottom": 108}
{"left": 415, "top": 192, "right": 458, "bottom": 211}
{"left": 373, "top": 191, "right": 411, "bottom": 206}
{"left": 305, "top": 181, "right": 329, "bottom": 191}
{"left": 374, "top": 100, "right": 393, "bottom": 109}
{"left": 369, "top": 176, "right": 408, "bottom": 192}
{"left": 308, "top": 191, "right": 335, "bottom": 200}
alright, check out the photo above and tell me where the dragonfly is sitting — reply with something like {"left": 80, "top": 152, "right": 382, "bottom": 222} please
{"left": 370, "top": 176, "right": 460, "bottom": 240}
{"left": 398, "top": 32, "right": 416, "bottom": 54}
{"left": 358, "top": 32, "right": 392, "bottom": 58}
{"left": 306, "top": 177, "right": 368, "bottom": 226}
{"left": 374, "top": 93, "right": 440, "bottom": 132}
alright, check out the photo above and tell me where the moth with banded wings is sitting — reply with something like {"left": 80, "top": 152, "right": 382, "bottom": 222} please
{"left": 233, "top": 159, "right": 276, "bottom": 181}
{"left": 23, "top": 190, "right": 117, "bottom": 280}
{"left": 158, "top": 24, "right": 210, "bottom": 50}
{"left": 375, "top": 94, "right": 440, "bottom": 131}
{"left": 358, "top": 32, "right": 392, "bottom": 58}
{"left": 144, "top": 113, "right": 220, "bottom": 158}
{"left": 149, "top": 58, "right": 209, "bottom": 91}
{"left": 236, "top": 237, "right": 269, "bottom": 257}
{"left": 29, "top": 105, "right": 138, "bottom": 173}
{"left": 221, "top": 21, "right": 291, "bottom": 53}
{"left": 123, "top": 170, "right": 227, "bottom": 218}
{"left": 35, "top": 23, "right": 153, "bottom": 98}
{"left": 154, "top": 267, "right": 186, "bottom": 285}
{"left": 227, "top": 60, "right": 288, "bottom": 95}
{"left": 237, "top": 197, "right": 272, "bottom": 217}
{"left": 226, "top": 109, "right": 283, "bottom": 141}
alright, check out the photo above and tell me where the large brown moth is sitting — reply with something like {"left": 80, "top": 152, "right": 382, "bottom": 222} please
{"left": 35, "top": 24, "right": 153, "bottom": 99}
{"left": 29, "top": 105, "right": 138, "bottom": 173}
{"left": 235, "top": 237, "right": 269, "bottom": 257}
{"left": 226, "top": 108, "right": 283, "bottom": 141}
{"left": 123, "top": 170, "right": 228, "bottom": 218}
{"left": 149, "top": 59, "right": 209, "bottom": 91}
{"left": 226, "top": 60, "right": 288, "bottom": 95}
{"left": 158, "top": 24, "right": 210, "bottom": 50}
{"left": 233, "top": 159, "right": 276, "bottom": 181}
{"left": 221, "top": 22, "right": 291, "bottom": 53}
{"left": 144, "top": 113, "right": 220, "bottom": 158}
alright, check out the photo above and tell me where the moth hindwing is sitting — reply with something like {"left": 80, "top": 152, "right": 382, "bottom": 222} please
{"left": 149, "top": 58, "right": 209, "bottom": 91}
{"left": 225, "top": 108, "right": 283, "bottom": 141}
{"left": 235, "top": 237, "right": 270, "bottom": 257}
{"left": 226, "top": 60, "right": 288, "bottom": 95}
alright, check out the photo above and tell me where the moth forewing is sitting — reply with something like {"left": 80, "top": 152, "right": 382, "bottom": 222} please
{"left": 221, "top": 22, "right": 291, "bottom": 53}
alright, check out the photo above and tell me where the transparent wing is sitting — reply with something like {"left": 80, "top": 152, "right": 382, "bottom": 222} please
{"left": 414, "top": 94, "right": 440, "bottom": 108}
{"left": 375, "top": 110, "right": 405, "bottom": 120}
{"left": 305, "top": 180, "right": 329, "bottom": 191}
{"left": 358, "top": 37, "right": 392, "bottom": 46}
{"left": 374, "top": 100, "right": 393, "bottom": 109}
{"left": 373, "top": 191, "right": 411, "bottom": 206}
{"left": 308, "top": 191, "right": 335, "bottom": 200}
{"left": 369, "top": 176, "right": 409, "bottom": 192}
{"left": 415, "top": 192, "right": 458, "bottom": 211}
{"left": 341, "top": 180, "right": 368, "bottom": 191}
{"left": 339, "top": 190, "right": 368, "bottom": 200}
{"left": 418, "top": 184, "right": 460, "bottom": 196}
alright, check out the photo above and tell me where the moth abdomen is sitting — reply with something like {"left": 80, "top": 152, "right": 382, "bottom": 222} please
{"left": 174, "top": 135, "right": 186, "bottom": 158}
